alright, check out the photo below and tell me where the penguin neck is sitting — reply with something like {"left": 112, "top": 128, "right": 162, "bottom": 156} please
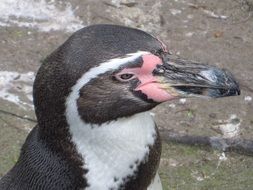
{"left": 68, "top": 112, "right": 157, "bottom": 189}
{"left": 69, "top": 111, "right": 156, "bottom": 154}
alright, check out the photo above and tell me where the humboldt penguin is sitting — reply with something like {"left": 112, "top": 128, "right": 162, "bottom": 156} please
{"left": 0, "top": 24, "right": 240, "bottom": 190}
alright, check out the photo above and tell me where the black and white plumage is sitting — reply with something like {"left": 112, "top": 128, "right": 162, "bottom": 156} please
{"left": 0, "top": 25, "right": 240, "bottom": 190}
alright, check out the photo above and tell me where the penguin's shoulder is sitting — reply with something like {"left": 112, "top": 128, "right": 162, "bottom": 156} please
{"left": 0, "top": 126, "right": 86, "bottom": 190}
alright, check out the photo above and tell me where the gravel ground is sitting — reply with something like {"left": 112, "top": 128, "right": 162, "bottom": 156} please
{"left": 0, "top": 0, "right": 252, "bottom": 189}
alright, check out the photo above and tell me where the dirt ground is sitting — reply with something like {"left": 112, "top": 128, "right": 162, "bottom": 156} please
{"left": 0, "top": 0, "right": 253, "bottom": 189}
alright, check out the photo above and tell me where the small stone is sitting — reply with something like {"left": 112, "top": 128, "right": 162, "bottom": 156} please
{"left": 209, "top": 113, "right": 217, "bottom": 119}
{"left": 179, "top": 98, "right": 186, "bottom": 104}
{"left": 170, "top": 9, "right": 182, "bottom": 15}
{"left": 168, "top": 103, "right": 176, "bottom": 108}
{"left": 185, "top": 32, "right": 194, "bottom": 37}
{"left": 244, "top": 96, "right": 252, "bottom": 102}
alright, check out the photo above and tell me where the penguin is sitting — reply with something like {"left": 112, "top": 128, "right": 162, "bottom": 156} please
{"left": 0, "top": 24, "right": 240, "bottom": 190}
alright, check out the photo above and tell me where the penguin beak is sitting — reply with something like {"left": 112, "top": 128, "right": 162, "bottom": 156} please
{"left": 154, "top": 55, "right": 240, "bottom": 98}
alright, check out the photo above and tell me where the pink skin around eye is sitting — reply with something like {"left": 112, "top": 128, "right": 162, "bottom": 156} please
{"left": 118, "top": 54, "right": 176, "bottom": 102}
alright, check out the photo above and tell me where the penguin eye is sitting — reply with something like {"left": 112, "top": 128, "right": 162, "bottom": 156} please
{"left": 115, "top": 73, "right": 136, "bottom": 82}
{"left": 120, "top": 74, "right": 134, "bottom": 80}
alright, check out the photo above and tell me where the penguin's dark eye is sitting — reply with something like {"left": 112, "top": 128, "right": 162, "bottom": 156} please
{"left": 120, "top": 74, "right": 134, "bottom": 80}
{"left": 115, "top": 73, "right": 136, "bottom": 82}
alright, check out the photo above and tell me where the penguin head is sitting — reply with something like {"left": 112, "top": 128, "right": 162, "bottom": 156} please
{"left": 34, "top": 25, "right": 240, "bottom": 126}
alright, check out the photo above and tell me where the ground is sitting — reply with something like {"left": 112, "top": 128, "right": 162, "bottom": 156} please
{"left": 0, "top": 0, "right": 253, "bottom": 189}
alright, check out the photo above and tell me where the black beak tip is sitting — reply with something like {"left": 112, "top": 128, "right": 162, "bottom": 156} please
{"left": 208, "top": 69, "right": 241, "bottom": 98}
{"left": 237, "top": 88, "right": 241, "bottom": 95}
{"left": 223, "top": 69, "right": 240, "bottom": 97}
{"left": 207, "top": 85, "right": 240, "bottom": 98}
{"left": 226, "top": 85, "right": 240, "bottom": 96}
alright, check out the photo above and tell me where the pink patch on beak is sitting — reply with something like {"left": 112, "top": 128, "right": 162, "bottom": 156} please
{"left": 119, "top": 54, "right": 176, "bottom": 102}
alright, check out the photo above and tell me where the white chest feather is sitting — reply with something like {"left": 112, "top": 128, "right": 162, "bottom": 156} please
{"left": 68, "top": 112, "right": 156, "bottom": 190}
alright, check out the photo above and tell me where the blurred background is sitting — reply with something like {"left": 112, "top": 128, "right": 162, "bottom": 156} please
{"left": 0, "top": 0, "right": 252, "bottom": 189}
